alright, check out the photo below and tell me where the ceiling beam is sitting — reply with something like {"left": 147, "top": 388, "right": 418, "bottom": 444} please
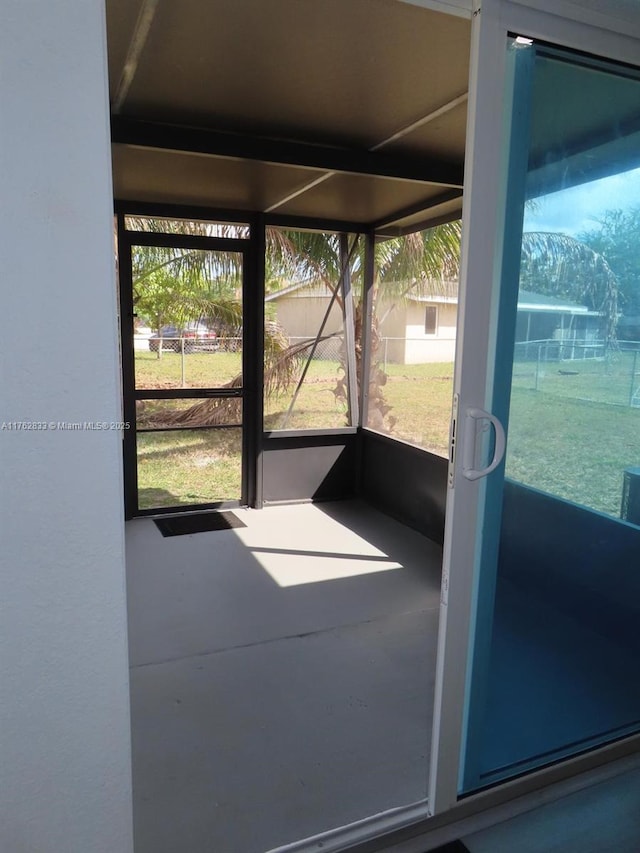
{"left": 263, "top": 91, "right": 468, "bottom": 213}
{"left": 376, "top": 207, "right": 462, "bottom": 237}
{"left": 371, "top": 188, "right": 463, "bottom": 232}
{"left": 111, "top": 117, "right": 465, "bottom": 188}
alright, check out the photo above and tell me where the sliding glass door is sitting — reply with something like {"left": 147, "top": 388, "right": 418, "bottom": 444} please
{"left": 431, "top": 2, "right": 640, "bottom": 812}
{"left": 461, "top": 41, "right": 640, "bottom": 792}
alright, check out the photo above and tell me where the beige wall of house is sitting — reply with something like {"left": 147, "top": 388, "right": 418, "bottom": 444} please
{"left": 377, "top": 298, "right": 407, "bottom": 363}
{"left": 272, "top": 294, "right": 458, "bottom": 365}
{"left": 378, "top": 300, "right": 458, "bottom": 364}
{"left": 272, "top": 295, "right": 344, "bottom": 340}
{"left": 404, "top": 302, "right": 457, "bottom": 364}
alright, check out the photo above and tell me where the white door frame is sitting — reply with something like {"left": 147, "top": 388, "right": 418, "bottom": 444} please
{"left": 429, "top": 0, "right": 640, "bottom": 816}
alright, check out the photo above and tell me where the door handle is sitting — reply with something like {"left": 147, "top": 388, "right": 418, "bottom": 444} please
{"left": 462, "top": 408, "right": 506, "bottom": 481}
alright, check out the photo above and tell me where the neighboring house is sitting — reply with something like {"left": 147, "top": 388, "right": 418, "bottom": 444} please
{"left": 266, "top": 282, "right": 344, "bottom": 357}
{"left": 376, "top": 278, "right": 459, "bottom": 364}
{"left": 267, "top": 278, "right": 459, "bottom": 364}
{"left": 268, "top": 280, "right": 604, "bottom": 366}
{"left": 389, "top": 287, "right": 605, "bottom": 364}
{"left": 516, "top": 289, "right": 602, "bottom": 350}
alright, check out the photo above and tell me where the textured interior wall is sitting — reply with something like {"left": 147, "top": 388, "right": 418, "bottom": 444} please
{"left": 0, "top": 2, "right": 133, "bottom": 851}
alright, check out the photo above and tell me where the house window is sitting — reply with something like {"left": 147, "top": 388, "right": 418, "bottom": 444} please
{"left": 425, "top": 305, "right": 438, "bottom": 335}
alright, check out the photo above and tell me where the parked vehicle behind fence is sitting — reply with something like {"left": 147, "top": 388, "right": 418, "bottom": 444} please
{"left": 149, "top": 322, "right": 219, "bottom": 353}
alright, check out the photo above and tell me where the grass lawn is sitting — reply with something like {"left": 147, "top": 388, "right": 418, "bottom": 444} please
{"left": 382, "top": 361, "right": 454, "bottom": 456}
{"left": 264, "top": 359, "right": 351, "bottom": 430}
{"left": 512, "top": 349, "right": 640, "bottom": 407}
{"left": 134, "top": 349, "right": 243, "bottom": 389}
{"left": 507, "top": 353, "right": 640, "bottom": 515}
{"left": 506, "top": 389, "right": 640, "bottom": 517}
{"left": 137, "top": 428, "right": 242, "bottom": 509}
{"left": 135, "top": 350, "right": 352, "bottom": 508}
{"left": 133, "top": 348, "right": 640, "bottom": 520}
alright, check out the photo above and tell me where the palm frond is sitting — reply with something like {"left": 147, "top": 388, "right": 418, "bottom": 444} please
{"left": 521, "top": 231, "right": 619, "bottom": 344}
{"left": 374, "top": 222, "right": 462, "bottom": 307}
{"left": 154, "top": 332, "right": 338, "bottom": 428}
{"left": 125, "top": 215, "right": 247, "bottom": 240}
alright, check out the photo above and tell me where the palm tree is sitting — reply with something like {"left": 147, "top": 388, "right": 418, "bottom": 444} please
{"left": 519, "top": 231, "right": 619, "bottom": 345}
{"left": 128, "top": 216, "right": 620, "bottom": 433}
{"left": 127, "top": 216, "right": 463, "bottom": 429}
{"left": 258, "top": 223, "right": 463, "bottom": 432}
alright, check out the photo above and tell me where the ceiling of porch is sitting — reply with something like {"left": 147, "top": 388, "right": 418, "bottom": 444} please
{"left": 105, "top": 0, "right": 472, "bottom": 234}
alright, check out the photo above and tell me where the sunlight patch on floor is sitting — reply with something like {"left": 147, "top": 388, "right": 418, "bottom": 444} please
{"left": 244, "top": 546, "right": 402, "bottom": 587}
{"left": 233, "top": 504, "right": 402, "bottom": 586}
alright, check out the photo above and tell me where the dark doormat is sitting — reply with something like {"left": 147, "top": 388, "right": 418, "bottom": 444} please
{"left": 154, "top": 511, "right": 246, "bottom": 537}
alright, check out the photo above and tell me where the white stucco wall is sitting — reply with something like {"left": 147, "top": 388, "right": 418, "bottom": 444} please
{"left": 0, "top": 2, "right": 133, "bottom": 852}
{"left": 404, "top": 302, "right": 457, "bottom": 363}
{"left": 377, "top": 301, "right": 457, "bottom": 364}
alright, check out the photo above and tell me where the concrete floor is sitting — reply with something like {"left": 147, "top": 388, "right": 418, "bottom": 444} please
{"left": 126, "top": 500, "right": 443, "bottom": 853}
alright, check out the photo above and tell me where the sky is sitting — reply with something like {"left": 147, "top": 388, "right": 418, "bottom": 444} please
{"left": 523, "top": 165, "right": 640, "bottom": 237}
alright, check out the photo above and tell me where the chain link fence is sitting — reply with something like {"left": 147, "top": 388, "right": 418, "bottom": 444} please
{"left": 287, "top": 335, "right": 344, "bottom": 361}
{"left": 287, "top": 334, "right": 458, "bottom": 367}
{"left": 512, "top": 339, "right": 640, "bottom": 407}
{"left": 378, "top": 336, "right": 457, "bottom": 368}
{"left": 134, "top": 333, "right": 242, "bottom": 354}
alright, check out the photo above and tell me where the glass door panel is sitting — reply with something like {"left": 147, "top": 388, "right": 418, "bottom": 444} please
{"left": 125, "top": 234, "right": 246, "bottom": 513}
{"left": 461, "top": 41, "right": 640, "bottom": 794}
{"left": 133, "top": 246, "right": 243, "bottom": 390}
